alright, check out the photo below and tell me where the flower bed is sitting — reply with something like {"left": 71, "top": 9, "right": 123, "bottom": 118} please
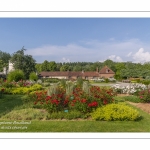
{"left": 32, "top": 81, "right": 117, "bottom": 114}
{"left": 112, "top": 83, "right": 147, "bottom": 94}
{"left": 0, "top": 79, "right": 43, "bottom": 95}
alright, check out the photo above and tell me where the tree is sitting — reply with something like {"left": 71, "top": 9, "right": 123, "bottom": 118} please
{"left": 49, "top": 61, "right": 57, "bottom": 71}
{"left": 73, "top": 65, "right": 82, "bottom": 71}
{"left": 114, "top": 62, "right": 125, "bottom": 80}
{"left": 0, "top": 50, "right": 11, "bottom": 71}
{"left": 41, "top": 60, "right": 49, "bottom": 71}
{"left": 60, "top": 65, "right": 69, "bottom": 71}
{"left": 35, "top": 63, "right": 42, "bottom": 73}
{"left": 10, "top": 47, "right": 36, "bottom": 79}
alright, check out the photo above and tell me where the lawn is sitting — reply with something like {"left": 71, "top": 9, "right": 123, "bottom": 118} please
{"left": 0, "top": 94, "right": 150, "bottom": 132}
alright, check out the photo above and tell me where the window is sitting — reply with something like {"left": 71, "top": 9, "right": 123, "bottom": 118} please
{"left": 106, "top": 69, "right": 110, "bottom": 73}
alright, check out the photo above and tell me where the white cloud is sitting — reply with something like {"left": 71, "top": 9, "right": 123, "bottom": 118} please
{"left": 61, "top": 57, "right": 70, "bottom": 63}
{"left": 132, "top": 48, "right": 150, "bottom": 63}
{"left": 26, "top": 38, "right": 150, "bottom": 63}
{"left": 127, "top": 52, "right": 132, "bottom": 57}
{"left": 108, "top": 55, "right": 123, "bottom": 62}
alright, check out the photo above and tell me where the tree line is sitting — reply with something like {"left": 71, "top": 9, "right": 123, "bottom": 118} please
{"left": 1, "top": 47, "right": 150, "bottom": 80}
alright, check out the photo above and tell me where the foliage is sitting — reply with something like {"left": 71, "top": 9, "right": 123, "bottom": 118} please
{"left": 138, "top": 89, "right": 150, "bottom": 103}
{"left": 0, "top": 50, "right": 11, "bottom": 71}
{"left": 91, "top": 103, "right": 141, "bottom": 121}
{"left": 76, "top": 77, "right": 83, "bottom": 87}
{"left": 1, "top": 108, "right": 48, "bottom": 120}
{"left": 112, "top": 83, "right": 147, "bottom": 94}
{"left": 10, "top": 46, "right": 36, "bottom": 79}
{"left": 29, "top": 72, "right": 38, "bottom": 81}
{"left": 0, "top": 88, "right": 5, "bottom": 98}
{"left": 141, "top": 80, "right": 150, "bottom": 86}
{"left": 113, "top": 96, "right": 125, "bottom": 103}
{"left": 60, "top": 64, "right": 70, "bottom": 71}
{"left": 124, "top": 95, "right": 141, "bottom": 103}
{"left": 42, "top": 78, "right": 60, "bottom": 83}
{"left": 32, "top": 82, "right": 116, "bottom": 114}
{"left": 7, "top": 70, "right": 25, "bottom": 82}
{"left": 46, "top": 110, "right": 83, "bottom": 120}
{"left": 1, "top": 83, "right": 43, "bottom": 95}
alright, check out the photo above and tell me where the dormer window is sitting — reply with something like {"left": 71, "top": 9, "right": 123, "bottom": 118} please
{"left": 106, "top": 69, "right": 110, "bottom": 73}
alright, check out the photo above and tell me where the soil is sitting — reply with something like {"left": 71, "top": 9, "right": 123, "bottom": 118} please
{"left": 127, "top": 101, "right": 150, "bottom": 114}
{"left": 117, "top": 94, "right": 150, "bottom": 114}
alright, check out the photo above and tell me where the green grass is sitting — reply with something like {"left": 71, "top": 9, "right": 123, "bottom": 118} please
{"left": 0, "top": 94, "right": 150, "bottom": 132}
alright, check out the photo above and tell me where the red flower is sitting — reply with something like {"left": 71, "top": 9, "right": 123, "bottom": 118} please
{"left": 81, "top": 99, "right": 87, "bottom": 103}
{"left": 1, "top": 88, "right": 5, "bottom": 92}
{"left": 88, "top": 101, "right": 98, "bottom": 107}
{"left": 103, "top": 100, "right": 107, "bottom": 105}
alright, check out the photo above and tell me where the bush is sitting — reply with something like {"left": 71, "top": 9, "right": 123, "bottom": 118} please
{"left": 138, "top": 89, "right": 150, "bottom": 103}
{"left": 91, "top": 103, "right": 141, "bottom": 121}
{"left": 105, "top": 78, "right": 109, "bottom": 83}
{"left": 1, "top": 108, "right": 48, "bottom": 120}
{"left": 124, "top": 95, "right": 141, "bottom": 103}
{"left": 2, "top": 84, "right": 43, "bottom": 95}
{"left": 7, "top": 70, "right": 25, "bottom": 82}
{"left": 46, "top": 110, "right": 83, "bottom": 120}
{"left": 29, "top": 72, "right": 38, "bottom": 81}
{"left": 113, "top": 96, "right": 125, "bottom": 103}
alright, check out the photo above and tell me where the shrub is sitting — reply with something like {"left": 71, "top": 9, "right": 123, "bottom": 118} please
{"left": 138, "top": 89, "right": 150, "bottom": 103}
{"left": 113, "top": 96, "right": 125, "bottom": 103}
{"left": 91, "top": 103, "right": 141, "bottom": 121}
{"left": 2, "top": 84, "right": 43, "bottom": 95}
{"left": 124, "top": 95, "right": 141, "bottom": 103}
{"left": 105, "top": 78, "right": 109, "bottom": 83}
{"left": 1, "top": 108, "right": 48, "bottom": 120}
{"left": 7, "top": 70, "right": 25, "bottom": 82}
{"left": 29, "top": 72, "right": 38, "bottom": 81}
{"left": 46, "top": 110, "right": 83, "bottom": 120}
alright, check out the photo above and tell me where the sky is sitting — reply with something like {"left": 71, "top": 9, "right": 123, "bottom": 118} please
{"left": 1, "top": 18, "right": 150, "bottom": 63}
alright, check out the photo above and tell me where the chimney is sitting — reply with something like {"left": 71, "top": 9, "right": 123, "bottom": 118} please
{"left": 96, "top": 67, "right": 99, "bottom": 72}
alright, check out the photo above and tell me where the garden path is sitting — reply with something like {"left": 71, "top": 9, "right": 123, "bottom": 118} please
{"left": 127, "top": 101, "right": 150, "bottom": 114}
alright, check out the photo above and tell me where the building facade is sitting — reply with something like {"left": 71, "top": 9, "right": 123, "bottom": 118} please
{"left": 39, "top": 66, "right": 115, "bottom": 80}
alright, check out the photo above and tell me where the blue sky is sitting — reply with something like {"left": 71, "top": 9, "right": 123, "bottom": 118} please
{"left": 1, "top": 18, "right": 150, "bottom": 63}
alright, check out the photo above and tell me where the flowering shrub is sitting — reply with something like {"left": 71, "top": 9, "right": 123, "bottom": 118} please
{"left": 138, "top": 89, "right": 150, "bottom": 103}
{"left": 32, "top": 83, "right": 116, "bottom": 113}
{"left": 0, "top": 80, "right": 34, "bottom": 88}
{"left": 2, "top": 84, "right": 43, "bottom": 95}
{"left": 112, "top": 83, "right": 147, "bottom": 95}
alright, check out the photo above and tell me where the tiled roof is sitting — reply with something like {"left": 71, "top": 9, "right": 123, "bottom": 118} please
{"left": 99, "top": 66, "right": 115, "bottom": 74}
{"left": 39, "top": 71, "right": 69, "bottom": 76}
{"left": 39, "top": 66, "right": 115, "bottom": 77}
{"left": 39, "top": 71, "right": 100, "bottom": 77}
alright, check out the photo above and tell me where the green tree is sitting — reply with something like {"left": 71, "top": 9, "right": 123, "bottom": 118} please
{"left": 114, "top": 62, "right": 125, "bottom": 80}
{"left": 35, "top": 63, "right": 42, "bottom": 73}
{"left": 49, "top": 61, "right": 57, "bottom": 71}
{"left": 41, "top": 60, "right": 49, "bottom": 71}
{"left": 60, "top": 65, "right": 69, "bottom": 71}
{"left": 0, "top": 50, "right": 11, "bottom": 71}
{"left": 10, "top": 47, "right": 36, "bottom": 79}
{"left": 73, "top": 65, "right": 82, "bottom": 71}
